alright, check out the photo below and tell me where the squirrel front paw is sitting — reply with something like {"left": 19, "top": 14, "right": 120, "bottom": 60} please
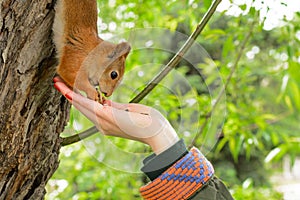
{"left": 96, "top": 88, "right": 105, "bottom": 104}
{"left": 87, "top": 89, "right": 104, "bottom": 104}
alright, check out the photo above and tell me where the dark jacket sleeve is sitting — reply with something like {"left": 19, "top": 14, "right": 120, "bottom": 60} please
{"left": 187, "top": 176, "right": 234, "bottom": 200}
{"left": 141, "top": 139, "right": 188, "bottom": 181}
{"left": 139, "top": 140, "right": 234, "bottom": 200}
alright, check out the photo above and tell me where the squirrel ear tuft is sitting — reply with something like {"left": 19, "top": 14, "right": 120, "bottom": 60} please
{"left": 108, "top": 42, "right": 131, "bottom": 59}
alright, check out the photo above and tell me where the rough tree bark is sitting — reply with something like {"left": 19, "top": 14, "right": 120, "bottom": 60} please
{"left": 0, "top": 1, "right": 69, "bottom": 199}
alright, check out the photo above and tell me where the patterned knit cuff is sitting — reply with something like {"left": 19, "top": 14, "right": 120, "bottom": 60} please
{"left": 140, "top": 147, "right": 214, "bottom": 200}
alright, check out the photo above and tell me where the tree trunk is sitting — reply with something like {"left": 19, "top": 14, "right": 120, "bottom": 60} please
{"left": 0, "top": 1, "right": 69, "bottom": 199}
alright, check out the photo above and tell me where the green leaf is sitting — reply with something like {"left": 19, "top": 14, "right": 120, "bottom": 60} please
{"left": 270, "top": 132, "right": 280, "bottom": 146}
{"left": 265, "top": 147, "right": 281, "bottom": 163}
{"left": 265, "top": 145, "right": 287, "bottom": 163}
{"left": 288, "top": 61, "right": 300, "bottom": 81}
{"left": 229, "top": 135, "right": 243, "bottom": 163}
{"left": 290, "top": 81, "right": 300, "bottom": 109}
{"left": 222, "top": 35, "right": 233, "bottom": 59}
{"left": 284, "top": 95, "right": 293, "bottom": 111}
{"left": 280, "top": 74, "right": 289, "bottom": 94}
{"left": 249, "top": 7, "right": 256, "bottom": 16}
{"left": 287, "top": 45, "right": 294, "bottom": 57}
{"left": 204, "top": 29, "right": 226, "bottom": 40}
{"left": 215, "top": 137, "right": 228, "bottom": 153}
{"left": 229, "top": 137, "right": 237, "bottom": 163}
{"left": 240, "top": 4, "right": 247, "bottom": 11}
{"left": 242, "top": 178, "right": 253, "bottom": 189}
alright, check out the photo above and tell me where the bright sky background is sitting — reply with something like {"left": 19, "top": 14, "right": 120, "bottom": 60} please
{"left": 217, "top": 0, "right": 300, "bottom": 30}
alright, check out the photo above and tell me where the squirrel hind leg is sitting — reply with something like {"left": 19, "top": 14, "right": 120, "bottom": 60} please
{"left": 56, "top": 64, "right": 76, "bottom": 88}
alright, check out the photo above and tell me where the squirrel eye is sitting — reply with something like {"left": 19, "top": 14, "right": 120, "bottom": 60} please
{"left": 110, "top": 71, "right": 118, "bottom": 80}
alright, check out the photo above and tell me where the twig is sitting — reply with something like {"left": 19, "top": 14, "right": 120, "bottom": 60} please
{"left": 61, "top": 126, "right": 98, "bottom": 146}
{"left": 61, "top": 0, "right": 222, "bottom": 147}
{"left": 188, "top": 19, "right": 256, "bottom": 149}
{"left": 130, "top": 0, "right": 222, "bottom": 103}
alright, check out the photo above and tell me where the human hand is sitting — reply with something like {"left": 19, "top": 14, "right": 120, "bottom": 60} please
{"left": 53, "top": 77, "right": 179, "bottom": 154}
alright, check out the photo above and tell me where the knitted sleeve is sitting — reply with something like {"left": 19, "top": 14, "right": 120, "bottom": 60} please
{"left": 139, "top": 147, "right": 214, "bottom": 200}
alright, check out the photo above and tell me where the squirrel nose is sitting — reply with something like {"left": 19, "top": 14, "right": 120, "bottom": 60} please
{"left": 103, "top": 92, "right": 108, "bottom": 97}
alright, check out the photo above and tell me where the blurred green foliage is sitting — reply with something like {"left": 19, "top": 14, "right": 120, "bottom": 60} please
{"left": 46, "top": 0, "right": 300, "bottom": 199}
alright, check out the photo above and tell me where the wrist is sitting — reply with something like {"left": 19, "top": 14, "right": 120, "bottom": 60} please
{"left": 146, "top": 126, "right": 179, "bottom": 155}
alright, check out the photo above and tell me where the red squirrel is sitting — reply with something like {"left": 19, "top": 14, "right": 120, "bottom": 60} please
{"left": 53, "top": 0, "right": 131, "bottom": 103}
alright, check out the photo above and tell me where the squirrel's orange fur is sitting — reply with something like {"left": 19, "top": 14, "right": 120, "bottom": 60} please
{"left": 53, "top": 0, "right": 131, "bottom": 102}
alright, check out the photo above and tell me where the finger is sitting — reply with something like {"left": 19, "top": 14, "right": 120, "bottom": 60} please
{"left": 53, "top": 82, "right": 79, "bottom": 103}
{"left": 109, "top": 101, "right": 153, "bottom": 115}
{"left": 54, "top": 81, "right": 73, "bottom": 97}
{"left": 53, "top": 79, "right": 138, "bottom": 138}
{"left": 54, "top": 81, "right": 103, "bottom": 109}
{"left": 53, "top": 76, "right": 64, "bottom": 83}
{"left": 108, "top": 101, "right": 128, "bottom": 110}
{"left": 54, "top": 81, "right": 106, "bottom": 120}
{"left": 74, "top": 102, "right": 100, "bottom": 125}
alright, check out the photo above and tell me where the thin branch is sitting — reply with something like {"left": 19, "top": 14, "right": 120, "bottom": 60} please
{"left": 130, "top": 0, "right": 222, "bottom": 103}
{"left": 188, "top": 19, "right": 256, "bottom": 149}
{"left": 61, "top": 0, "right": 222, "bottom": 146}
{"left": 61, "top": 127, "right": 98, "bottom": 146}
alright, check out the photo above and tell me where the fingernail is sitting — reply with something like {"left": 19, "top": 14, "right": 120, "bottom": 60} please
{"left": 54, "top": 83, "right": 61, "bottom": 92}
{"left": 65, "top": 92, "right": 73, "bottom": 101}
{"left": 103, "top": 100, "right": 111, "bottom": 106}
{"left": 53, "top": 77, "right": 59, "bottom": 83}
